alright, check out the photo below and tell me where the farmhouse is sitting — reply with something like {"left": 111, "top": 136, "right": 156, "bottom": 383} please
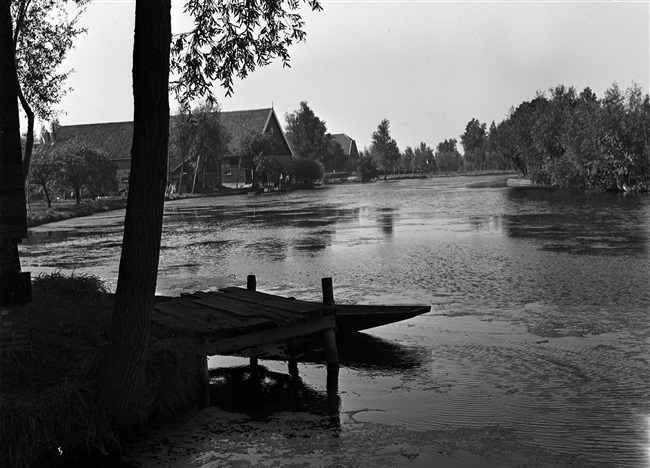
{"left": 48, "top": 107, "right": 292, "bottom": 194}
{"left": 330, "top": 133, "right": 359, "bottom": 172}
{"left": 218, "top": 108, "right": 293, "bottom": 188}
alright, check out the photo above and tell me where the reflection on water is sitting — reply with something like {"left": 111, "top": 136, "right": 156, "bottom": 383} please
{"left": 209, "top": 364, "right": 340, "bottom": 424}
{"left": 22, "top": 176, "right": 650, "bottom": 467}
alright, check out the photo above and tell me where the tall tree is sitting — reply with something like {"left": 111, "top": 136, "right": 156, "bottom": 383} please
{"left": 182, "top": 100, "right": 227, "bottom": 192}
{"left": 99, "top": 0, "right": 322, "bottom": 426}
{"left": 460, "top": 118, "right": 486, "bottom": 154}
{"left": 97, "top": 0, "right": 172, "bottom": 425}
{"left": 413, "top": 141, "right": 435, "bottom": 173}
{"left": 284, "top": 101, "right": 331, "bottom": 162}
{"left": 168, "top": 105, "right": 195, "bottom": 194}
{"left": 435, "top": 138, "right": 463, "bottom": 172}
{"left": 356, "top": 149, "right": 378, "bottom": 182}
{"left": 57, "top": 144, "right": 116, "bottom": 203}
{"left": 239, "top": 131, "right": 279, "bottom": 187}
{"left": 0, "top": 0, "right": 27, "bottom": 285}
{"left": 12, "top": 0, "right": 86, "bottom": 180}
{"left": 27, "top": 146, "right": 60, "bottom": 207}
{"left": 460, "top": 118, "right": 487, "bottom": 170}
{"left": 402, "top": 146, "right": 415, "bottom": 174}
{"left": 371, "top": 118, "right": 400, "bottom": 180}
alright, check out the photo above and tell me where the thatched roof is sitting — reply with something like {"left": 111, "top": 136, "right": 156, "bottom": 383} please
{"left": 220, "top": 108, "right": 276, "bottom": 154}
{"left": 52, "top": 108, "right": 292, "bottom": 161}
{"left": 52, "top": 121, "right": 134, "bottom": 161}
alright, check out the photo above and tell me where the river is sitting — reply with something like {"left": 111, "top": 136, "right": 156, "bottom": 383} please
{"left": 22, "top": 175, "right": 650, "bottom": 467}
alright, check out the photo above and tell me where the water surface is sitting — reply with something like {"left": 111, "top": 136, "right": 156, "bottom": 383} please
{"left": 23, "top": 176, "right": 650, "bottom": 467}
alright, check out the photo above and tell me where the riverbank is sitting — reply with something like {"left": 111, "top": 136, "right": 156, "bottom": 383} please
{"left": 0, "top": 272, "right": 608, "bottom": 467}
{"left": 0, "top": 273, "right": 198, "bottom": 468}
{"left": 26, "top": 197, "right": 130, "bottom": 228}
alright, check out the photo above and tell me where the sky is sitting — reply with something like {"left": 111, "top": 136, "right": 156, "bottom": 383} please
{"left": 51, "top": 0, "right": 649, "bottom": 152}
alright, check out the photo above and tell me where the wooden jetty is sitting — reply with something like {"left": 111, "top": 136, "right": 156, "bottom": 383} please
{"left": 152, "top": 275, "right": 430, "bottom": 408}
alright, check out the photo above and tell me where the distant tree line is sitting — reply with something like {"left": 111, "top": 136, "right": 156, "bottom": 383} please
{"left": 357, "top": 82, "right": 649, "bottom": 191}
{"left": 357, "top": 117, "right": 508, "bottom": 182}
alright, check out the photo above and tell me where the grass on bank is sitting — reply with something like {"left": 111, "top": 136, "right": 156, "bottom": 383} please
{"left": 0, "top": 272, "right": 199, "bottom": 468}
{"left": 26, "top": 198, "right": 129, "bottom": 228}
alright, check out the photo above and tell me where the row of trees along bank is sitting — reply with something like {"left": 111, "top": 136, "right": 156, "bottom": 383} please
{"left": 356, "top": 118, "right": 514, "bottom": 182}
{"left": 356, "top": 82, "right": 649, "bottom": 191}
{"left": 495, "top": 83, "right": 650, "bottom": 191}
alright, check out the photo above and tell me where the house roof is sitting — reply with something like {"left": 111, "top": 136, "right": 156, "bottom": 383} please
{"left": 53, "top": 121, "right": 134, "bottom": 161}
{"left": 331, "top": 133, "right": 355, "bottom": 156}
{"left": 220, "top": 108, "right": 273, "bottom": 154}
{"left": 52, "top": 107, "right": 292, "bottom": 161}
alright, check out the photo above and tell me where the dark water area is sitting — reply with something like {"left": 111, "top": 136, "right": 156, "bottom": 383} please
{"left": 22, "top": 175, "right": 650, "bottom": 467}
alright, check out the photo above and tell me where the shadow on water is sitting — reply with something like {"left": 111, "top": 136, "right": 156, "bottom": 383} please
{"left": 241, "top": 332, "right": 429, "bottom": 372}
{"left": 295, "top": 331, "right": 428, "bottom": 371}
{"left": 209, "top": 364, "right": 341, "bottom": 433}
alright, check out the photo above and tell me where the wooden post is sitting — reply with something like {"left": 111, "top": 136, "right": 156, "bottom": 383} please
{"left": 287, "top": 337, "right": 298, "bottom": 377}
{"left": 321, "top": 277, "right": 339, "bottom": 405}
{"left": 247, "top": 277, "right": 257, "bottom": 367}
{"left": 247, "top": 275, "right": 256, "bottom": 291}
{"left": 322, "top": 277, "right": 334, "bottom": 308}
{"left": 198, "top": 355, "right": 210, "bottom": 409}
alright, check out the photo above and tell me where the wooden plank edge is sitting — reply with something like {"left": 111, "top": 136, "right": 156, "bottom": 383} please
{"left": 198, "top": 314, "right": 336, "bottom": 356}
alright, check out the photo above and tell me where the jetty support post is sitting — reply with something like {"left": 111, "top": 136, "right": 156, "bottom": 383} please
{"left": 247, "top": 275, "right": 259, "bottom": 368}
{"left": 198, "top": 355, "right": 210, "bottom": 409}
{"left": 287, "top": 337, "right": 298, "bottom": 378}
{"left": 321, "top": 277, "right": 339, "bottom": 406}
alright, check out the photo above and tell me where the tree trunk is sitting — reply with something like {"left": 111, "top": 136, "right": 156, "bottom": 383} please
{"left": 17, "top": 85, "right": 33, "bottom": 182}
{"left": 235, "top": 155, "right": 242, "bottom": 188}
{"left": 41, "top": 183, "right": 52, "bottom": 208}
{"left": 0, "top": 0, "right": 27, "bottom": 279}
{"left": 179, "top": 160, "right": 184, "bottom": 194}
{"left": 98, "top": 0, "right": 171, "bottom": 428}
{"left": 191, "top": 153, "right": 200, "bottom": 193}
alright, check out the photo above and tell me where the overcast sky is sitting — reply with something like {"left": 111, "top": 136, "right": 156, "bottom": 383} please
{"left": 54, "top": 0, "right": 649, "bottom": 151}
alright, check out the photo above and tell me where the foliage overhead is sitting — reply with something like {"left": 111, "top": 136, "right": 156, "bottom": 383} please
{"left": 170, "top": 0, "right": 323, "bottom": 113}
{"left": 12, "top": 0, "right": 86, "bottom": 122}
